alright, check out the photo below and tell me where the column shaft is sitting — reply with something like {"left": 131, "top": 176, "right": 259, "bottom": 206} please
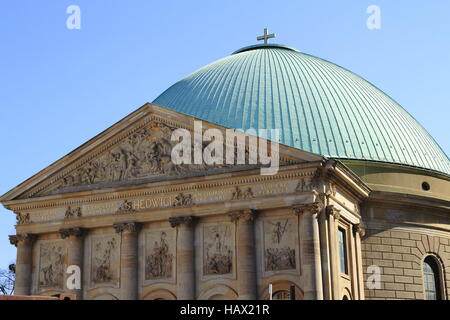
{"left": 232, "top": 210, "right": 257, "bottom": 300}
{"left": 326, "top": 206, "right": 341, "bottom": 300}
{"left": 170, "top": 217, "right": 195, "bottom": 300}
{"left": 114, "top": 223, "right": 139, "bottom": 300}
{"left": 295, "top": 203, "right": 323, "bottom": 300}
{"left": 10, "top": 234, "right": 35, "bottom": 296}
{"left": 61, "top": 228, "right": 85, "bottom": 300}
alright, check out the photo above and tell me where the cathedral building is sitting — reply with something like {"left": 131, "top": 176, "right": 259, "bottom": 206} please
{"left": 2, "top": 34, "right": 449, "bottom": 300}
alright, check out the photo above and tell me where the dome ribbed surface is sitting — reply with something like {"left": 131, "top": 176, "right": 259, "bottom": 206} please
{"left": 153, "top": 44, "right": 450, "bottom": 176}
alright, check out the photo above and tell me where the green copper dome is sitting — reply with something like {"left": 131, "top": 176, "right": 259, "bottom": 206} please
{"left": 153, "top": 44, "right": 450, "bottom": 176}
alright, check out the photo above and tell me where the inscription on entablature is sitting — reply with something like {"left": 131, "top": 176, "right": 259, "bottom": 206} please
{"left": 24, "top": 180, "right": 298, "bottom": 223}
{"left": 203, "top": 223, "right": 234, "bottom": 276}
{"left": 263, "top": 217, "right": 297, "bottom": 273}
{"left": 38, "top": 241, "right": 66, "bottom": 290}
{"left": 91, "top": 235, "right": 120, "bottom": 286}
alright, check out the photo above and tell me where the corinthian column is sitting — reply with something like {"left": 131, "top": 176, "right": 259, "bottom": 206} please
{"left": 229, "top": 209, "right": 257, "bottom": 300}
{"left": 294, "top": 203, "right": 323, "bottom": 300}
{"left": 353, "top": 223, "right": 365, "bottom": 300}
{"left": 60, "top": 227, "right": 85, "bottom": 300}
{"left": 9, "top": 234, "right": 37, "bottom": 296}
{"left": 114, "top": 222, "right": 140, "bottom": 300}
{"left": 326, "top": 205, "right": 341, "bottom": 300}
{"left": 169, "top": 216, "right": 196, "bottom": 300}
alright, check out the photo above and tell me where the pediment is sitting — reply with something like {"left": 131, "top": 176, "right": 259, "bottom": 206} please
{"left": 0, "top": 103, "right": 323, "bottom": 201}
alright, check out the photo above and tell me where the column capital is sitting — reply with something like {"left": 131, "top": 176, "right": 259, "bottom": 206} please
{"left": 229, "top": 209, "right": 256, "bottom": 222}
{"left": 59, "top": 227, "right": 86, "bottom": 239}
{"left": 325, "top": 205, "right": 341, "bottom": 221}
{"left": 292, "top": 202, "right": 323, "bottom": 216}
{"left": 9, "top": 234, "right": 37, "bottom": 247}
{"left": 113, "top": 222, "right": 141, "bottom": 233}
{"left": 169, "top": 216, "right": 195, "bottom": 228}
{"left": 352, "top": 223, "right": 365, "bottom": 237}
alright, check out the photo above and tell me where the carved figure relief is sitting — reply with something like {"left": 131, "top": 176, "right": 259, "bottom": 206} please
{"left": 65, "top": 206, "right": 82, "bottom": 219}
{"left": 173, "top": 193, "right": 194, "bottom": 207}
{"left": 295, "top": 176, "right": 319, "bottom": 192}
{"left": 203, "top": 224, "right": 233, "bottom": 276}
{"left": 39, "top": 242, "right": 65, "bottom": 289}
{"left": 16, "top": 213, "right": 31, "bottom": 225}
{"left": 116, "top": 200, "right": 136, "bottom": 214}
{"left": 264, "top": 218, "right": 296, "bottom": 272}
{"left": 145, "top": 230, "right": 174, "bottom": 281}
{"left": 91, "top": 236, "right": 119, "bottom": 285}
{"left": 231, "top": 186, "right": 254, "bottom": 200}
{"left": 45, "top": 121, "right": 236, "bottom": 196}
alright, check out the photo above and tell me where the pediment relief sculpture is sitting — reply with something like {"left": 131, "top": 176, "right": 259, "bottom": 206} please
{"left": 231, "top": 186, "right": 254, "bottom": 200}
{"left": 34, "top": 120, "right": 264, "bottom": 198}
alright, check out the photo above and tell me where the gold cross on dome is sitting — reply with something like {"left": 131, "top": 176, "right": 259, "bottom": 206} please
{"left": 257, "top": 28, "right": 276, "bottom": 44}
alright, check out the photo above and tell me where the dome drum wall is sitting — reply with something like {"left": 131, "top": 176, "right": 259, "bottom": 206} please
{"left": 154, "top": 44, "right": 450, "bottom": 177}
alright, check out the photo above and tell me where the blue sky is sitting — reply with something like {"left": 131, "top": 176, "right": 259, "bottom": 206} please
{"left": 0, "top": 0, "right": 449, "bottom": 268}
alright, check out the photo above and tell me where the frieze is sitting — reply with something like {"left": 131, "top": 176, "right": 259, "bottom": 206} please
{"left": 17, "top": 179, "right": 308, "bottom": 224}
{"left": 295, "top": 169, "right": 321, "bottom": 192}
{"left": 231, "top": 186, "right": 254, "bottom": 200}
{"left": 116, "top": 200, "right": 136, "bottom": 214}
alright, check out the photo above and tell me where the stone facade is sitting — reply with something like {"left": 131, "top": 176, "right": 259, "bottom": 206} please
{"left": 2, "top": 104, "right": 449, "bottom": 300}
{"left": 362, "top": 227, "right": 450, "bottom": 300}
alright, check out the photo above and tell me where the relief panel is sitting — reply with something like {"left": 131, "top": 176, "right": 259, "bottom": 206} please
{"left": 203, "top": 223, "right": 234, "bottom": 276}
{"left": 90, "top": 235, "right": 120, "bottom": 287}
{"left": 38, "top": 241, "right": 66, "bottom": 290}
{"left": 263, "top": 217, "right": 298, "bottom": 273}
{"left": 144, "top": 228, "right": 175, "bottom": 283}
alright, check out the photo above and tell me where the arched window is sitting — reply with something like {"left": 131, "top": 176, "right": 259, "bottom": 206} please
{"left": 423, "top": 256, "right": 443, "bottom": 300}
